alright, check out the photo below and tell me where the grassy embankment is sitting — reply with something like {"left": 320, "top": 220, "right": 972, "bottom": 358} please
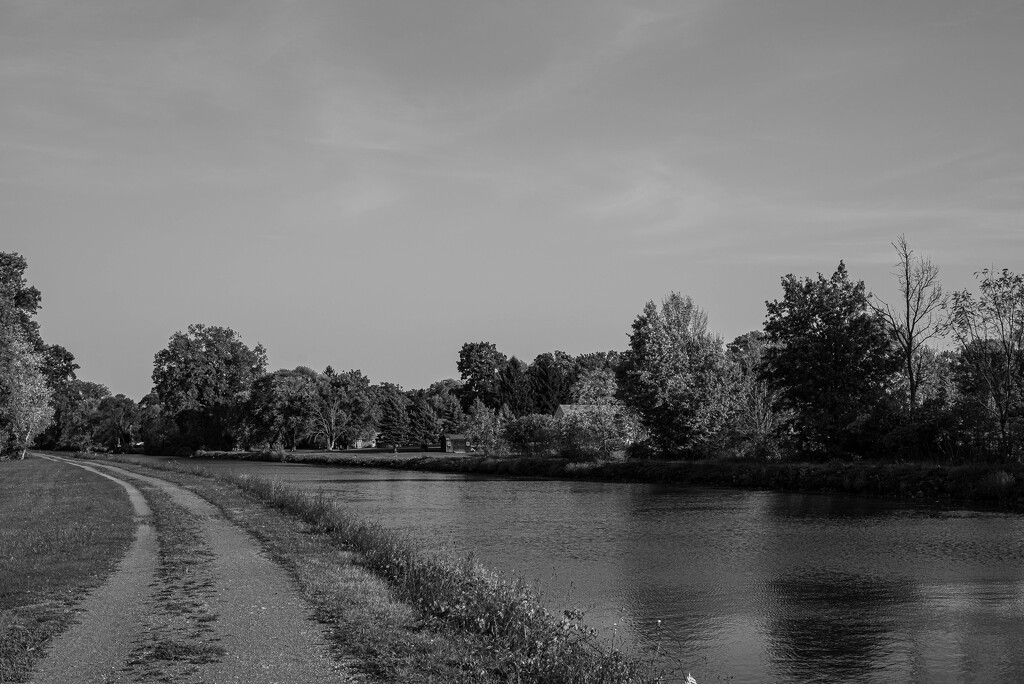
{"left": 194, "top": 448, "right": 1024, "bottom": 510}
{"left": 0, "top": 456, "right": 135, "bottom": 682}
{"left": 81, "top": 455, "right": 664, "bottom": 684}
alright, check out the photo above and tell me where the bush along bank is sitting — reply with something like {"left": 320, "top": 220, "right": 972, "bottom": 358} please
{"left": 190, "top": 449, "right": 1024, "bottom": 511}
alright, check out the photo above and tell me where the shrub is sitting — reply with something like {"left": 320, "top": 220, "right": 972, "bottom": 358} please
{"left": 977, "top": 470, "right": 1016, "bottom": 500}
{"left": 558, "top": 406, "right": 637, "bottom": 461}
{"left": 503, "top": 414, "right": 560, "bottom": 457}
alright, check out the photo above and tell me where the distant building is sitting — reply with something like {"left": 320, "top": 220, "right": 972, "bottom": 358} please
{"left": 352, "top": 431, "right": 378, "bottom": 449}
{"left": 441, "top": 434, "right": 471, "bottom": 453}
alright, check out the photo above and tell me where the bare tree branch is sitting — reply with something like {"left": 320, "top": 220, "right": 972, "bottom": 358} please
{"left": 872, "top": 235, "right": 948, "bottom": 414}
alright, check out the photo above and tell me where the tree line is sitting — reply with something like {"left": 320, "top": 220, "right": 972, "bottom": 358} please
{"left": 2, "top": 238, "right": 1023, "bottom": 462}
{"left": 138, "top": 325, "right": 638, "bottom": 458}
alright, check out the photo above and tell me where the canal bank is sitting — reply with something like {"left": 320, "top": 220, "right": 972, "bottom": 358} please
{"left": 89, "top": 451, "right": 1024, "bottom": 683}
{"left": 54, "top": 453, "right": 660, "bottom": 684}
{"left": 189, "top": 449, "right": 1024, "bottom": 511}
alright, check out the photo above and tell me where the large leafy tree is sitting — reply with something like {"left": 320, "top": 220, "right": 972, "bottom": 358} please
{"left": 561, "top": 367, "right": 644, "bottom": 457}
{"left": 1, "top": 253, "right": 82, "bottom": 451}
{"left": 0, "top": 253, "right": 60, "bottom": 457}
{"left": 762, "top": 262, "right": 899, "bottom": 457}
{"left": 40, "top": 344, "right": 79, "bottom": 392}
{"left": 457, "top": 342, "right": 507, "bottom": 410}
{"left": 46, "top": 380, "right": 110, "bottom": 451}
{"left": 0, "top": 253, "right": 43, "bottom": 349}
{"left": 247, "top": 368, "right": 317, "bottom": 451}
{"left": 152, "top": 324, "right": 267, "bottom": 451}
{"left": 308, "top": 368, "right": 377, "bottom": 450}
{"left": 616, "top": 293, "right": 733, "bottom": 456}
{"left": 464, "top": 398, "right": 506, "bottom": 455}
{"left": 93, "top": 394, "right": 140, "bottom": 452}
{"left": 137, "top": 391, "right": 180, "bottom": 454}
{"left": 35, "top": 344, "right": 82, "bottom": 449}
{"left": 0, "top": 330, "right": 53, "bottom": 458}
{"left": 948, "top": 268, "right": 1024, "bottom": 458}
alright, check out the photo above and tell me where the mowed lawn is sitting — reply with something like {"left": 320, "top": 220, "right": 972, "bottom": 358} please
{"left": 0, "top": 454, "right": 134, "bottom": 682}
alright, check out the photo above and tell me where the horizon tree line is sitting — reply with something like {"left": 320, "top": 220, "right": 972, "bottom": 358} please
{"left": 3, "top": 238, "right": 1023, "bottom": 462}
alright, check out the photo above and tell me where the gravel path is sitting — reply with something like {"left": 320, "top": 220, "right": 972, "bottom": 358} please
{"left": 31, "top": 456, "right": 353, "bottom": 684}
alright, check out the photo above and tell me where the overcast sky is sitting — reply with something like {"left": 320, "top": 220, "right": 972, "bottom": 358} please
{"left": 3, "top": 0, "right": 1023, "bottom": 399}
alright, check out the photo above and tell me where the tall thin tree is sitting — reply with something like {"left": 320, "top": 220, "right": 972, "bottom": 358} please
{"left": 872, "top": 235, "right": 947, "bottom": 415}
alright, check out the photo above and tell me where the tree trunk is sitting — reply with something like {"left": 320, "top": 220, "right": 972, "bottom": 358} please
{"left": 18, "top": 428, "right": 30, "bottom": 459}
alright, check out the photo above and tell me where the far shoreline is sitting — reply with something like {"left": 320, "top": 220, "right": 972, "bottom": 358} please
{"left": 162, "top": 448, "right": 1024, "bottom": 513}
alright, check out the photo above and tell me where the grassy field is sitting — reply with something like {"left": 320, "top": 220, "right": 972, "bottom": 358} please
{"left": 89, "top": 455, "right": 662, "bottom": 683}
{"left": 0, "top": 455, "right": 135, "bottom": 682}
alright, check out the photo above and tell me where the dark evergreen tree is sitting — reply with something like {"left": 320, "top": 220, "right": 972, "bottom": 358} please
{"left": 425, "top": 380, "right": 468, "bottom": 434}
{"left": 527, "top": 351, "right": 578, "bottom": 415}
{"left": 374, "top": 382, "right": 410, "bottom": 447}
{"left": 407, "top": 394, "right": 442, "bottom": 445}
{"left": 497, "top": 356, "right": 535, "bottom": 417}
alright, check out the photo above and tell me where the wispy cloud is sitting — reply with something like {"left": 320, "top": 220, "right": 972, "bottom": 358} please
{"left": 581, "top": 155, "right": 728, "bottom": 236}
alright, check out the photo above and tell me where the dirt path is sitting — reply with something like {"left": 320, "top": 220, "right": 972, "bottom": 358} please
{"left": 30, "top": 456, "right": 160, "bottom": 683}
{"left": 31, "top": 456, "right": 353, "bottom": 684}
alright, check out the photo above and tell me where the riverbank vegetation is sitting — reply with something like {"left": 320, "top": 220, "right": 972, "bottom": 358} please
{"left": 0, "top": 456, "right": 134, "bottom": 682}
{"left": 4, "top": 237, "right": 1024, "bottom": 469}
{"left": 85, "top": 454, "right": 662, "bottom": 683}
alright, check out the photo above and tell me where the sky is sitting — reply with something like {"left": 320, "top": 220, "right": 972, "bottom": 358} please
{"left": 3, "top": 0, "right": 1023, "bottom": 400}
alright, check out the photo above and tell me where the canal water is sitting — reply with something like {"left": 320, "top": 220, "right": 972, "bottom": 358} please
{"left": 150, "top": 457, "right": 1024, "bottom": 683}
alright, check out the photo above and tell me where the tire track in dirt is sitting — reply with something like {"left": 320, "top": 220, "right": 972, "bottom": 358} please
{"left": 31, "top": 457, "right": 352, "bottom": 683}
{"left": 30, "top": 456, "right": 159, "bottom": 684}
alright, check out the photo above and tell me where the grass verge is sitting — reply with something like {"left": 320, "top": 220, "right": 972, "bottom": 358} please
{"left": 84, "top": 455, "right": 660, "bottom": 683}
{"left": 0, "top": 455, "right": 134, "bottom": 682}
